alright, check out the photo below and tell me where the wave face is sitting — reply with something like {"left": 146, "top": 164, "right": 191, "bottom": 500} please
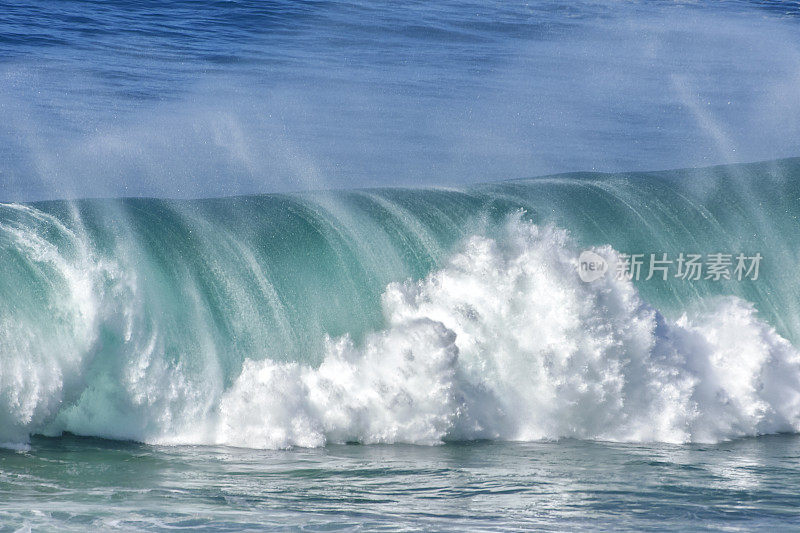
{"left": 2, "top": 158, "right": 800, "bottom": 448}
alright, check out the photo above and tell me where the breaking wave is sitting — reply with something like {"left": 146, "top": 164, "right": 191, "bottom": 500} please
{"left": 2, "top": 158, "right": 800, "bottom": 448}
{"left": 214, "top": 217, "right": 800, "bottom": 448}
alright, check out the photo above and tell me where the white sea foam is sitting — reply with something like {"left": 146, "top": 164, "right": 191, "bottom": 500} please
{"left": 0, "top": 205, "right": 103, "bottom": 445}
{"left": 212, "top": 215, "right": 800, "bottom": 448}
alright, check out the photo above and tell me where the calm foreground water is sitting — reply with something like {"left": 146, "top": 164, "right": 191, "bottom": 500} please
{"left": 3, "top": 435, "right": 800, "bottom": 532}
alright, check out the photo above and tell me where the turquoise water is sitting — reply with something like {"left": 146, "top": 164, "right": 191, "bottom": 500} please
{"left": 2, "top": 157, "right": 800, "bottom": 444}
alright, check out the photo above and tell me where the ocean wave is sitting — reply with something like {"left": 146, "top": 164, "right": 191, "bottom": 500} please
{"left": 3, "top": 203, "right": 798, "bottom": 449}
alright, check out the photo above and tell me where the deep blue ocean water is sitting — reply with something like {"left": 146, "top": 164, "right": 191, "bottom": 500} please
{"left": 4, "top": 1, "right": 800, "bottom": 531}
{"left": 2, "top": 0, "right": 800, "bottom": 199}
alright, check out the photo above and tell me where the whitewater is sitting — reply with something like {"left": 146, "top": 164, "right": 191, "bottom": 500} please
{"left": 2, "top": 158, "right": 800, "bottom": 450}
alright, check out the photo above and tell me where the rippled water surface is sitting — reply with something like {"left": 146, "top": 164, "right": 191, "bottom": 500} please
{"left": 2, "top": 435, "right": 800, "bottom": 531}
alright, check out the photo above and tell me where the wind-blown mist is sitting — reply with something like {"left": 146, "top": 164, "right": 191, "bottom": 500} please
{"left": 2, "top": 0, "right": 800, "bottom": 200}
